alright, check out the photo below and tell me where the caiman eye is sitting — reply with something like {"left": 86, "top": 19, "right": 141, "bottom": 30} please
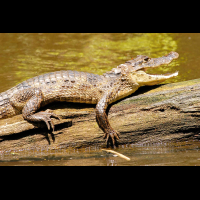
{"left": 143, "top": 57, "right": 150, "bottom": 62}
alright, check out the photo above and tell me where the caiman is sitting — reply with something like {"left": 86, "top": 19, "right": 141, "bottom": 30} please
{"left": 0, "top": 51, "right": 179, "bottom": 147}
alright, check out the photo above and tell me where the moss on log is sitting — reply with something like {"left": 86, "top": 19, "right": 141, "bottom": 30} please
{"left": 1, "top": 78, "right": 200, "bottom": 152}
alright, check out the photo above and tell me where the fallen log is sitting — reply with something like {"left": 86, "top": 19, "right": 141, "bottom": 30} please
{"left": 1, "top": 78, "right": 200, "bottom": 152}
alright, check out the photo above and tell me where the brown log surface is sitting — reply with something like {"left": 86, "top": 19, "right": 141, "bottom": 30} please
{"left": 1, "top": 78, "right": 200, "bottom": 152}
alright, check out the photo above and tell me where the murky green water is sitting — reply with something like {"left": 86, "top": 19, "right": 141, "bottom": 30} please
{"left": 0, "top": 33, "right": 200, "bottom": 165}
{"left": 0, "top": 33, "right": 198, "bottom": 92}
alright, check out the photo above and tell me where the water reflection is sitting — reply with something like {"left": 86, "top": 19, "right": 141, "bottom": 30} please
{"left": 1, "top": 139, "right": 200, "bottom": 166}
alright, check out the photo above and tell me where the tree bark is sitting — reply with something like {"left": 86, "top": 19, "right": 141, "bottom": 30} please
{"left": 1, "top": 78, "right": 200, "bottom": 152}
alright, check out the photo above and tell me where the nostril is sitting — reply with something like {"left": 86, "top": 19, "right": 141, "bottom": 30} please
{"left": 168, "top": 51, "right": 179, "bottom": 59}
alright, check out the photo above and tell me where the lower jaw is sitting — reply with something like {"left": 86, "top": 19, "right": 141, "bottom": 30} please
{"left": 148, "top": 71, "right": 179, "bottom": 79}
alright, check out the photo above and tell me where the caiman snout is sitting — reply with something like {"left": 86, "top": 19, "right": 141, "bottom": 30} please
{"left": 134, "top": 51, "right": 179, "bottom": 86}
{"left": 160, "top": 51, "right": 179, "bottom": 64}
{"left": 143, "top": 51, "right": 179, "bottom": 69}
{"left": 124, "top": 51, "right": 179, "bottom": 72}
{"left": 167, "top": 51, "right": 179, "bottom": 59}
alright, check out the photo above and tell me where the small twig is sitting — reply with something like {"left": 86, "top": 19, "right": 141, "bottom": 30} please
{"left": 101, "top": 149, "right": 130, "bottom": 161}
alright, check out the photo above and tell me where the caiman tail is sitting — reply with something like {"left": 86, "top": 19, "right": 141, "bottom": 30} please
{"left": 0, "top": 91, "right": 18, "bottom": 119}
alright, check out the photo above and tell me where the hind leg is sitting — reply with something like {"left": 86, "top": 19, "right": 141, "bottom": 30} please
{"left": 10, "top": 88, "right": 60, "bottom": 131}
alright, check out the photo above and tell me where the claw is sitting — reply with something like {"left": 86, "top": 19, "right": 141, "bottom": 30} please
{"left": 45, "top": 109, "right": 61, "bottom": 120}
{"left": 25, "top": 110, "right": 60, "bottom": 132}
{"left": 43, "top": 118, "right": 51, "bottom": 130}
{"left": 106, "top": 133, "right": 110, "bottom": 144}
{"left": 49, "top": 119, "right": 55, "bottom": 132}
{"left": 40, "top": 110, "right": 60, "bottom": 131}
{"left": 42, "top": 117, "right": 55, "bottom": 131}
{"left": 104, "top": 130, "right": 120, "bottom": 148}
{"left": 51, "top": 113, "right": 61, "bottom": 121}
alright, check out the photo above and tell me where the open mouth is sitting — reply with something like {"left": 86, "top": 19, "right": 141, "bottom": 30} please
{"left": 140, "top": 51, "right": 179, "bottom": 79}
{"left": 132, "top": 51, "right": 179, "bottom": 72}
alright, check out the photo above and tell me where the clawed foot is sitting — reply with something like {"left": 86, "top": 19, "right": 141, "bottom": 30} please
{"left": 40, "top": 109, "right": 61, "bottom": 131}
{"left": 29, "top": 109, "right": 61, "bottom": 132}
{"left": 104, "top": 130, "right": 120, "bottom": 148}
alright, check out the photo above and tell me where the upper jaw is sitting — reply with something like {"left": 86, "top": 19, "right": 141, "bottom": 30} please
{"left": 134, "top": 51, "right": 179, "bottom": 71}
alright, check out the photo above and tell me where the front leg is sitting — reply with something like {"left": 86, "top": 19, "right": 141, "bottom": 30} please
{"left": 96, "top": 92, "right": 120, "bottom": 147}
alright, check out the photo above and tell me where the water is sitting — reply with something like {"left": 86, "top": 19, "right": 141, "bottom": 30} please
{"left": 0, "top": 33, "right": 200, "bottom": 165}
{"left": 1, "top": 140, "right": 200, "bottom": 166}
{"left": 0, "top": 33, "right": 198, "bottom": 92}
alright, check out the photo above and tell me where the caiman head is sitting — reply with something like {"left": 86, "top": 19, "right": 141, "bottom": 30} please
{"left": 105, "top": 51, "right": 179, "bottom": 86}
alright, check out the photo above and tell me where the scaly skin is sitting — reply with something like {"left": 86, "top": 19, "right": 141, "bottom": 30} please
{"left": 0, "top": 52, "right": 179, "bottom": 147}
